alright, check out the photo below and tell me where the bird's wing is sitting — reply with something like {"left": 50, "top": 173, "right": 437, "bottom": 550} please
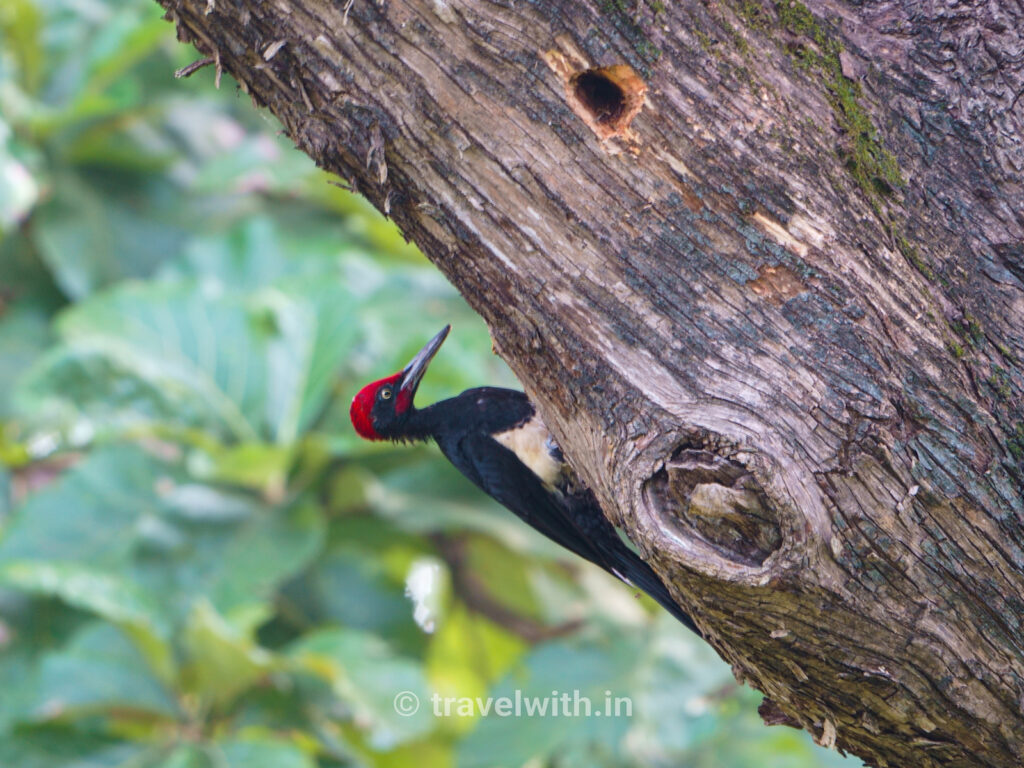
{"left": 443, "top": 431, "right": 701, "bottom": 635}
{"left": 442, "top": 431, "right": 607, "bottom": 565}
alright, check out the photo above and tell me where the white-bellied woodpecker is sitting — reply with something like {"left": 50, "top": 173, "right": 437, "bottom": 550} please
{"left": 350, "top": 325, "right": 698, "bottom": 635}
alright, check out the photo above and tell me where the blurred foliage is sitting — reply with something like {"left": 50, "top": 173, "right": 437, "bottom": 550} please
{"left": 0, "top": 1, "right": 863, "bottom": 766}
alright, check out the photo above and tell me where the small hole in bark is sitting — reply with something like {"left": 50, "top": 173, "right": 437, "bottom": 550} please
{"left": 566, "top": 65, "right": 646, "bottom": 140}
{"left": 573, "top": 71, "right": 626, "bottom": 125}
{"left": 644, "top": 437, "right": 782, "bottom": 567}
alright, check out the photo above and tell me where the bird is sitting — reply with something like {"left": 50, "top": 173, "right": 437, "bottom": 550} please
{"left": 350, "top": 325, "right": 699, "bottom": 636}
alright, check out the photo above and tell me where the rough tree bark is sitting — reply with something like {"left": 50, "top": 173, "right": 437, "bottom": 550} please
{"left": 158, "top": 1, "right": 1024, "bottom": 765}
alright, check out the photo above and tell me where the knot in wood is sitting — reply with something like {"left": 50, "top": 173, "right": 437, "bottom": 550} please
{"left": 646, "top": 444, "right": 782, "bottom": 567}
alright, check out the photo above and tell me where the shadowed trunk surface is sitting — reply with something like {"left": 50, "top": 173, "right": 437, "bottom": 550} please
{"left": 158, "top": 1, "right": 1024, "bottom": 765}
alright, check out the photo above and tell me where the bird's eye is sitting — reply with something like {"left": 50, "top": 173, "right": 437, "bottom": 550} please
{"left": 380, "top": 388, "right": 392, "bottom": 401}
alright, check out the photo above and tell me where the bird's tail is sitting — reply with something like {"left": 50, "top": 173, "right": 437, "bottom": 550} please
{"left": 616, "top": 555, "right": 701, "bottom": 636}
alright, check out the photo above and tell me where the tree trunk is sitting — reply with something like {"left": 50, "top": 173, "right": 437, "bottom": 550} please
{"left": 157, "top": 1, "right": 1024, "bottom": 765}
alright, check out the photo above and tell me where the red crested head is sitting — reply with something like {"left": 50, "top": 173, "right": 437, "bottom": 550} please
{"left": 349, "top": 325, "right": 451, "bottom": 442}
{"left": 350, "top": 372, "right": 402, "bottom": 441}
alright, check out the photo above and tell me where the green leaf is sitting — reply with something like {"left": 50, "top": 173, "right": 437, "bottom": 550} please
{"left": 424, "top": 604, "right": 526, "bottom": 736}
{"left": 464, "top": 535, "right": 542, "bottom": 620}
{"left": 201, "top": 500, "right": 325, "bottom": 622}
{"left": 33, "top": 172, "right": 186, "bottom": 300}
{"left": 0, "top": 562, "right": 166, "bottom": 636}
{"left": 166, "top": 217, "right": 305, "bottom": 292}
{"left": 182, "top": 600, "right": 274, "bottom": 710}
{"left": 0, "top": 465, "right": 10, "bottom": 521}
{"left": 455, "top": 635, "right": 640, "bottom": 768}
{"left": 0, "top": 727, "right": 143, "bottom": 768}
{"left": 0, "top": 444, "right": 324, "bottom": 631}
{"left": 361, "top": 456, "right": 559, "bottom": 555}
{"left": 0, "top": 561, "right": 173, "bottom": 682}
{"left": 129, "top": 739, "right": 317, "bottom": 768}
{"left": 627, "top": 614, "right": 739, "bottom": 757}
{"left": 131, "top": 483, "right": 325, "bottom": 628}
{"left": 289, "top": 516, "right": 424, "bottom": 638}
{"left": 80, "top": 12, "right": 167, "bottom": 97}
{"left": 35, "top": 280, "right": 269, "bottom": 440}
{"left": 213, "top": 738, "right": 317, "bottom": 768}
{"left": 290, "top": 628, "right": 433, "bottom": 750}
{"left": 0, "top": 589, "right": 92, "bottom": 735}
{"left": 259, "top": 279, "right": 357, "bottom": 444}
{"left": 186, "top": 441, "right": 293, "bottom": 493}
{"left": 144, "top": 745, "right": 212, "bottom": 768}
{"left": 0, "top": 119, "right": 41, "bottom": 231}
{"left": 0, "top": 300, "right": 51, "bottom": 419}
{"left": 16, "top": 272, "right": 356, "bottom": 450}
{"left": 189, "top": 134, "right": 320, "bottom": 199}
{"left": 0, "top": 643, "right": 38, "bottom": 735}
{"left": 0, "top": 0, "right": 43, "bottom": 94}
{"left": 32, "top": 621, "right": 177, "bottom": 721}
{"left": 0, "top": 446, "right": 167, "bottom": 570}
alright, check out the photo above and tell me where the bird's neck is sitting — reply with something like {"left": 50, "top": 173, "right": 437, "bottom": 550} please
{"left": 394, "top": 403, "right": 444, "bottom": 443}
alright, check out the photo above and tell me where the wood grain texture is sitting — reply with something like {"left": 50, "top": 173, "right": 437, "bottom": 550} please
{"left": 158, "top": 0, "right": 1024, "bottom": 764}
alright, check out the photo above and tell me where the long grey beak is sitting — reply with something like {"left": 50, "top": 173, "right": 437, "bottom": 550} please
{"left": 398, "top": 324, "right": 450, "bottom": 398}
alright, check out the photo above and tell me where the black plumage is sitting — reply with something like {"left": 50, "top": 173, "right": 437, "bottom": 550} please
{"left": 350, "top": 326, "right": 698, "bottom": 636}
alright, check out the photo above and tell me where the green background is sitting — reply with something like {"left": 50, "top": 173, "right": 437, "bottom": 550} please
{"left": 0, "top": 1, "right": 862, "bottom": 766}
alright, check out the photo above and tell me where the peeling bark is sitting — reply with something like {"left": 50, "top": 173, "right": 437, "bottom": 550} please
{"left": 157, "top": 1, "right": 1024, "bottom": 765}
